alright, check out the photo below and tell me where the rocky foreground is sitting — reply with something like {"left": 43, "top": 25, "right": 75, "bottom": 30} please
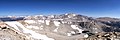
{"left": 0, "top": 14, "right": 120, "bottom": 40}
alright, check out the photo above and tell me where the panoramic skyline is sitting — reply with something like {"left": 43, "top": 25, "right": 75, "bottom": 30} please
{"left": 0, "top": 0, "right": 120, "bottom": 18}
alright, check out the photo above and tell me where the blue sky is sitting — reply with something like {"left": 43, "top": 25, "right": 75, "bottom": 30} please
{"left": 0, "top": 0, "right": 120, "bottom": 18}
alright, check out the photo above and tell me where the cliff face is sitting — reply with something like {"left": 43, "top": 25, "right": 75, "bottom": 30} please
{"left": 0, "top": 14, "right": 120, "bottom": 40}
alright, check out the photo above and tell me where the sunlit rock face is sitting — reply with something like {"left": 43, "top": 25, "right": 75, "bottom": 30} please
{"left": 0, "top": 14, "right": 120, "bottom": 40}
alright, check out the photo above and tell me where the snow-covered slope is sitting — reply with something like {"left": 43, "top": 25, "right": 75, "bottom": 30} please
{"left": 5, "top": 21, "right": 54, "bottom": 40}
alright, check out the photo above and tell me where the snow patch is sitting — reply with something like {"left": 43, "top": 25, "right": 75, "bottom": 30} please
{"left": 67, "top": 33, "right": 72, "bottom": 36}
{"left": 84, "top": 34, "right": 88, "bottom": 38}
{"left": 68, "top": 22, "right": 72, "bottom": 24}
{"left": 107, "top": 21, "right": 111, "bottom": 23}
{"left": 26, "top": 26, "right": 33, "bottom": 28}
{"left": 40, "top": 25, "right": 44, "bottom": 30}
{"left": 93, "top": 28, "right": 97, "bottom": 30}
{"left": 71, "top": 25, "right": 83, "bottom": 33}
{"left": 24, "top": 20, "right": 36, "bottom": 24}
{"left": 82, "top": 17, "right": 86, "bottom": 21}
{"left": 26, "top": 26, "right": 39, "bottom": 29}
{"left": 53, "top": 21, "right": 61, "bottom": 26}
{"left": 72, "top": 14, "right": 76, "bottom": 16}
{"left": 32, "top": 26, "right": 39, "bottom": 29}
{"left": 53, "top": 27, "right": 58, "bottom": 32}
{"left": 62, "top": 21, "right": 67, "bottom": 24}
{"left": 71, "top": 25, "right": 78, "bottom": 29}
{"left": 68, "top": 16, "right": 72, "bottom": 18}
{"left": 53, "top": 19, "right": 63, "bottom": 20}
{"left": 67, "top": 31, "right": 75, "bottom": 36}
{"left": 38, "top": 20, "right": 44, "bottom": 23}
{"left": 45, "top": 20, "right": 50, "bottom": 25}
{"left": 70, "top": 31, "right": 75, "bottom": 34}
{"left": 65, "top": 13, "right": 68, "bottom": 15}
{"left": 24, "top": 29, "right": 54, "bottom": 40}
